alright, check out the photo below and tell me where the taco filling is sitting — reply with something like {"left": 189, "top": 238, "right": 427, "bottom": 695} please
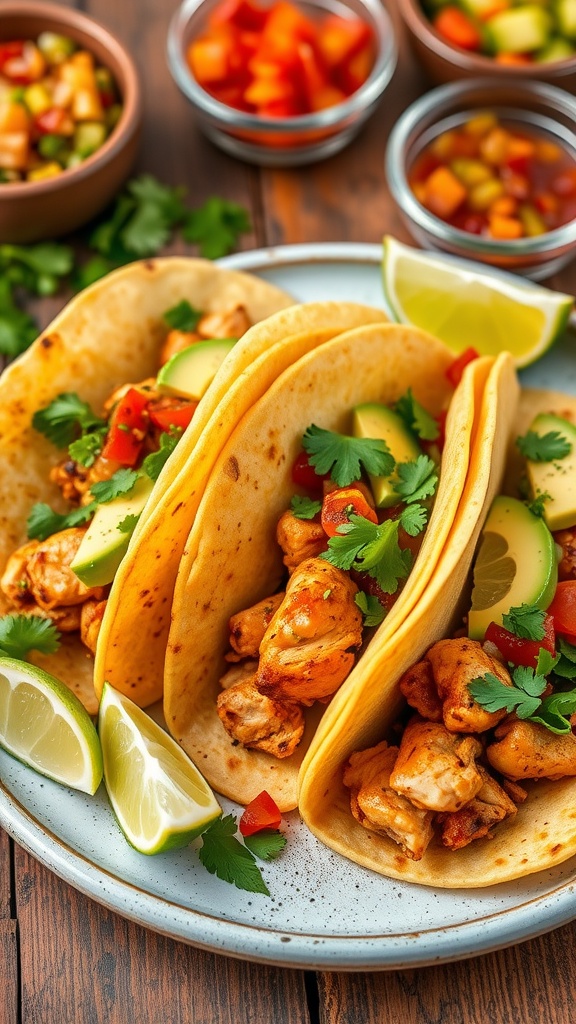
{"left": 216, "top": 390, "right": 445, "bottom": 760}
{"left": 0, "top": 301, "right": 256, "bottom": 657}
{"left": 344, "top": 404, "right": 576, "bottom": 865}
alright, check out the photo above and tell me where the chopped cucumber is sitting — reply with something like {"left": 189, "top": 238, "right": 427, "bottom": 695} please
{"left": 36, "top": 32, "right": 76, "bottom": 64}
{"left": 484, "top": 6, "right": 553, "bottom": 53}
{"left": 73, "top": 121, "right": 108, "bottom": 159}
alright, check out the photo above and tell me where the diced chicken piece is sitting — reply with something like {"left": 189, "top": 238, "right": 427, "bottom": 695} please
{"left": 389, "top": 716, "right": 484, "bottom": 813}
{"left": 344, "top": 740, "right": 434, "bottom": 860}
{"left": 216, "top": 676, "right": 305, "bottom": 758}
{"left": 159, "top": 329, "right": 202, "bottom": 366}
{"left": 555, "top": 528, "right": 576, "bottom": 581}
{"left": 276, "top": 510, "right": 328, "bottom": 574}
{"left": 437, "top": 764, "right": 518, "bottom": 850}
{"left": 501, "top": 778, "right": 528, "bottom": 804}
{"left": 399, "top": 658, "right": 443, "bottom": 722}
{"left": 427, "top": 637, "right": 512, "bottom": 733}
{"left": 25, "top": 528, "right": 106, "bottom": 611}
{"left": 80, "top": 598, "right": 107, "bottom": 654}
{"left": 197, "top": 304, "right": 251, "bottom": 341}
{"left": 220, "top": 660, "right": 259, "bottom": 689}
{"left": 50, "top": 453, "right": 121, "bottom": 506}
{"left": 487, "top": 718, "right": 576, "bottom": 781}
{"left": 1, "top": 540, "right": 42, "bottom": 609}
{"left": 256, "top": 557, "right": 363, "bottom": 705}
{"left": 227, "top": 592, "right": 285, "bottom": 660}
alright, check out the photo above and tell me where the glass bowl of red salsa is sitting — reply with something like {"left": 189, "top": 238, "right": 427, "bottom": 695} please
{"left": 167, "top": 0, "right": 396, "bottom": 166}
{"left": 385, "top": 78, "right": 576, "bottom": 280}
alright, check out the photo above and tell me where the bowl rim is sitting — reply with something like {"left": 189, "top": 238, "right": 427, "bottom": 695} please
{"left": 398, "top": 0, "right": 576, "bottom": 76}
{"left": 0, "top": 0, "right": 142, "bottom": 197}
{"left": 385, "top": 76, "right": 576, "bottom": 259}
{"left": 166, "top": 0, "right": 397, "bottom": 135}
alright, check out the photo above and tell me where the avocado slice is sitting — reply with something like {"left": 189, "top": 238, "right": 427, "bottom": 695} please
{"left": 352, "top": 402, "right": 422, "bottom": 508}
{"left": 156, "top": 338, "right": 236, "bottom": 401}
{"left": 525, "top": 413, "right": 576, "bottom": 532}
{"left": 468, "top": 495, "right": 558, "bottom": 640}
{"left": 71, "top": 475, "right": 154, "bottom": 588}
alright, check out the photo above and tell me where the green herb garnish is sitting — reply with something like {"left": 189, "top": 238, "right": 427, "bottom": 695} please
{"left": 395, "top": 389, "right": 439, "bottom": 442}
{"left": 198, "top": 814, "right": 270, "bottom": 895}
{"left": 0, "top": 615, "right": 61, "bottom": 661}
{"left": 290, "top": 495, "right": 322, "bottom": 520}
{"left": 502, "top": 603, "right": 546, "bottom": 642}
{"left": 355, "top": 591, "right": 386, "bottom": 627}
{"left": 322, "top": 513, "right": 411, "bottom": 595}
{"left": 302, "top": 425, "right": 394, "bottom": 488}
{"left": 516, "top": 430, "right": 571, "bottom": 462}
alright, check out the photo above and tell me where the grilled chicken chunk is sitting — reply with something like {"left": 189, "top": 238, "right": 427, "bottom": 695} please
{"left": 216, "top": 675, "right": 305, "bottom": 758}
{"left": 276, "top": 510, "right": 328, "bottom": 574}
{"left": 436, "top": 764, "right": 518, "bottom": 850}
{"left": 227, "top": 592, "right": 285, "bottom": 660}
{"left": 197, "top": 304, "right": 251, "bottom": 342}
{"left": 256, "top": 557, "right": 363, "bottom": 704}
{"left": 389, "top": 716, "right": 484, "bottom": 813}
{"left": 427, "top": 637, "right": 512, "bottom": 733}
{"left": 344, "top": 740, "right": 434, "bottom": 860}
{"left": 220, "top": 660, "right": 259, "bottom": 689}
{"left": 1, "top": 528, "right": 106, "bottom": 619}
{"left": 399, "top": 658, "right": 443, "bottom": 722}
{"left": 487, "top": 718, "right": 576, "bottom": 781}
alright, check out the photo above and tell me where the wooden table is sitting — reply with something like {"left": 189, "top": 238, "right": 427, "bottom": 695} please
{"left": 2, "top": 0, "right": 576, "bottom": 1020}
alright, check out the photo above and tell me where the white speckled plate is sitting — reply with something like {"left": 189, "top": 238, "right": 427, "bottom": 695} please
{"left": 2, "top": 243, "right": 576, "bottom": 971}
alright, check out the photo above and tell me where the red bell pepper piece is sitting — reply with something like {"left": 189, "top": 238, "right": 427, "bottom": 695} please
{"left": 321, "top": 486, "right": 378, "bottom": 538}
{"left": 147, "top": 398, "right": 198, "bottom": 433}
{"left": 445, "top": 347, "right": 480, "bottom": 387}
{"left": 239, "top": 790, "right": 282, "bottom": 836}
{"left": 433, "top": 7, "right": 482, "bottom": 51}
{"left": 484, "top": 615, "right": 556, "bottom": 668}
{"left": 101, "top": 388, "right": 150, "bottom": 467}
{"left": 548, "top": 582, "right": 576, "bottom": 641}
{"left": 291, "top": 450, "right": 328, "bottom": 492}
{"left": 34, "top": 107, "right": 74, "bottom": 136}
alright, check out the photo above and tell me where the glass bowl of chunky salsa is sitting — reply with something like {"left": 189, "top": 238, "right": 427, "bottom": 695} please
{"left": 385, "top": 77, "right": 576, "bottom": 280}
{"left": 167, "top": 0, "right": 397, "bottom": 166}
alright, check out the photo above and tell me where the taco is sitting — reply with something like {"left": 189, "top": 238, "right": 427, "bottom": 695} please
{"left": 95, "top": 301, "right": 392, "bottom": 708}
{"left": 163, "top": 324, "right": 505, "bottom": 812}
{"left": 0, "top": 257, "right": 293, "bottom": 714}
{"left": 297, "top": 378, "right": 576, "bottom": 889}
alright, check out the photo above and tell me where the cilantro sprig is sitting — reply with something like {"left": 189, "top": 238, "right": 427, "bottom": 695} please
{"left": 469, "top": 648, "right": 576, "bottom": 734}
{"left": 355, "top": 591, "right": 386, "bottom": 627}
{"left": 163, "top": 300, "right": 202, "bottom": 333}
{"left": 0, "top": 615, "right": 61, "bottom": 662}
{"left": 198, "top": 814, "right": 286, "bottom": 895}
{"left": 516, "top": 430, "right": 572, "bottom": 462}
{"left": 395, "top": 390, "right": 439, "bottom": 442}
{"left": 502, "top": 603, "right": 546, "bottom": 642}
{"left": 32, "top": 393, "right": 106, "bottom": 450}
{"left": 301, "top": 424, "right": 394, "bottom": 487}
{"left": 290, "top": 495, "right": 322, "bottom": 520}
{"left": 394, "top": 455, "right": 438, "bottom": 505}
{"left": 322, "top": 512, "right": 417, "bottom": 594}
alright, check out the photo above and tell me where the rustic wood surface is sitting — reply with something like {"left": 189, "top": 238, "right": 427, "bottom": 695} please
{"left": 2, "top": 0, "right": 576, "bottom": 1021}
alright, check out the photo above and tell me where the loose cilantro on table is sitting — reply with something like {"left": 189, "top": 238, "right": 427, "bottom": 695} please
{"left": 355, "top": 591, "right": 386, "bottom": 627}
{"left": 301, "top": 425, "right": 394, "bottom": 488}
{"left": 290, "top": 495, "right": 322, "bottom": 520}
{"left": 502, "top": 603, "right": 547, "bottom": 642}
{"left": 198, "top": 814, "right": 271, "bottom": 895}
{"left": 163, "top": 300, "right": 202, "bottom": 333}
{"left": 0, "top": 615, "right": 61, "bottom": 661}
{"left": 395, "top": 389, "right": 439, "bottom": 442}
{"left": 516, "top": 430, "right": 571, "bottom": 462}
{"left": 182, "top": 197, "right": 252, "bottom": 261}
{"left": 243, "top": 829, "right": 287, "bottom": 861}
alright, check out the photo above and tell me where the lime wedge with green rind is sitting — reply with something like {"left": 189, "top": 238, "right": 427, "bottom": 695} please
{"left": 98, "top": 682, "right": 221, "bottom": 855}
{"left": 0, "top": 657, "right": 103, "bottom": 794}
{"left": 382, "top": 236, "right": 573, "bottom": 369}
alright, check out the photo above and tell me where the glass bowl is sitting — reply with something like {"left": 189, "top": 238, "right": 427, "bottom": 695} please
{"left": 385, "top": 78, "right": 576, "bottom": 281}
{"left": 167, "top": 0, "right": 397, "bottom": 167}
{"left": 398, "top": 0, "right": 576, "bottom": 93}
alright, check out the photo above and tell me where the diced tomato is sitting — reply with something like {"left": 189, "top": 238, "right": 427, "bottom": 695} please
{"left": 548, "top": 582, "right": 576, "bottom": 641}
{"left": 321, "top": 487, "right": 378, "bottom": 538}
{"left": 209, "top": 0, "right": 268, "bottom": 31}
{"left": 101, "top": 388, "right": 150, "bottom": 466}
{"left": 316, "top": 15, "right": 372, "bottom": 69}
{"left": 147, "top": 397, "right": 198, "bottom": 432}
{"left": 0, "top": 41, "right": 25, "bottom": 71}
{"left": 552, "top": 169, "right": 576, "bottom": 198}
{"left": 291, "top": 450, "right": 327, "bottom": 492}
{"left": 1, "top": 40, "right": 45, "bottom": 84}
{"left": 432, "top": 7, "right": 482, "bottom": 51}
{"left": 484, "top": 616, "right": 556, "bottom": 668}
{"left": 239, "top": 790, "right": 282, "bottom": 836}
{"left": 445, "top": 347, "right": 479, "bottom": 387}
{"left": 338, "top": 42, "right": 375, "bottom": 95}
{"left": 34, "top": 107, "right": 74, "bottom": 136}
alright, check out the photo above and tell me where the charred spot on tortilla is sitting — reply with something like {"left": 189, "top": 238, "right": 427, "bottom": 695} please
{"left": 40, "top": 334, "right": 58, "bottom": 351}
{"left": 224, "top": 455, "right": 240, "bottom": 481}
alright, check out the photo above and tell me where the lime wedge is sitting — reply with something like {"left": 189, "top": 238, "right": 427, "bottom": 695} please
{"left": 382, "top": 236, "right": 573, "bottom": 368}
{"left": 0, "top": 657, "right": 103, "bottom": 794}
{"left": 98, "top": 683, "right": 221, "bottom": 854}
{"left": 468, "top": 495, "right": 558, "bottom": 640}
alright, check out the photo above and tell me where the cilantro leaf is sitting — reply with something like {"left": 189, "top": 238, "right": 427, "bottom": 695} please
{"left": 553, "top": 637, "right": 576, "bottom": 680}
{"left": 355, "top": 591, "right": 386, "bottom": 627}
{"left": 302, "top": 424, "right": 394, "bottom": 487}
{"left": 0, "top": 615, "right": 61, "bottom": 661}
{"left": 32, "top": 393, "right": 105, "bottom": 449}
{"left": 141, "top": 430, "right": 182, "bottom": 483}
{"left": 530, "top": 690, "right": 576, "bottom": 734}
{"left": 118, "top": 514, "right": 141, "bottom": 534}
{"left": 163, "top": 300, "right": 202, "bottom": 332}
{"left": 243, "top": 829, "right": 287, "bottom": 861}
{"left": 526, "top": 492, "right": 551, "bottom": 518}
{"left": 90, "top": 468, "right": 139, "bottom": 503}
{"left": 68, "top": 427, "right": 108, "bottom": 468}
{"left": 513, "top": 664, "right": 549, "bottom": 700}
{"left": 536, "top": 647, "right": 559, "bottom": 677}
{"left": 322, "top": 514, "right": 410, "bottom": 594}
{"left": 198, "top": 815, "right": 270, "bottom": 895}
{"left": 0, "top": 277, "right": 39, "bottom": 357}
{"left": 395, "top": 390, "right": 439, "bottom": 441}
{"left": 182, "top": 197, "right": 252, "bottom": 259}
{"left": 468, "top": 671, "right": 542, "bottom": 717}
{"left": 27, "top": 501, "right": 95, "bottom": 541}
{"left": 516, "top": 430, "right": 572, "bottom": 462}
{"left": 502, "top": 603, "right": 546, "bottom": 642}
{"left": 73, "top": 254, "right": 116, "bottom": 292}
{"left": 399, "top": 503, "right": 428, "bottom": 537}
{"left": 290, "top": 495, "right": 322, "bottom": 520}
{"left": 0, "top": 242, "right": 74, "bottom": 283}
{"left": 394, "top": 455, "right": 438, "bottom": 504}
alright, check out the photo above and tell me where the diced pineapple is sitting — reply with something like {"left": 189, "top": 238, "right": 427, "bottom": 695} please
{"left": 27, "top": 161, "right": 63, "bottom": 181}
{"left": 450, "top": 157, "right": 493, "bottom": 187}
{"left": 469, "top": 177, "right": 505, "bottom": 210}
{"left": 485, "top": 6, "right": 552, "bottom": 54}
{"left": 23, "top": 82, "right": 52, "bottom": 116}
{"left": 0, "top": 131, "right": 29, "bottom": 171}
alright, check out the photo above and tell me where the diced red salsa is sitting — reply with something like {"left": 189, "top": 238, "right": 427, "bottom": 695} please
{"left": 408, "top": 111, "right": 576, "bottom": 241}
{"left": 186, "top": 0, "right": 376, "bottom": 119}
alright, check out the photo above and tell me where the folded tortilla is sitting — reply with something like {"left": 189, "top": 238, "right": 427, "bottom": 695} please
{"left": 0, "top": 257, "right": 293, "bottom": 714}
{"left": 163, "top": 324, "right": 500, "bottom": 811}
{"left": 95, "top": 302, "right": 391, "bottom": 707}
{"left": 297, "top": 367, "right": 576, "bottom": 890}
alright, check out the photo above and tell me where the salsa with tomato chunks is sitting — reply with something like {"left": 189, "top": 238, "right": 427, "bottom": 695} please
{"left": 409, "top": 111, "right": 576, "bottom": 241}
{"left": 0, "top": 33, "right": 122, "bottom": 183}
{"left": 186, "top": 0, "right": 376, "bottom": 119}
